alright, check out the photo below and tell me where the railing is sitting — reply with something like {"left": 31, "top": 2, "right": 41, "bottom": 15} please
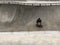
{"left": 0, "top": 1, "right": 60, "bottom": 6}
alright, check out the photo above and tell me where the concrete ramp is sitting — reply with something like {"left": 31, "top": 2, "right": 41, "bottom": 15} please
{"left": 0, "top": 4, "right": 18, "bottom": 24}
{"left": 0, "top": 5, "right": 60, "bottom": 31}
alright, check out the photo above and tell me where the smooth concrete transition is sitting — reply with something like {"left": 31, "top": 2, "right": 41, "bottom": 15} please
{"left": 0, "top": 4, "right": 60, "bottom": 31}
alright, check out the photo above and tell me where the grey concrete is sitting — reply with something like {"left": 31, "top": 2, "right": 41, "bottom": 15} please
{"left": 0, "top": 31, "right": 60, "bottom": 45}
{"left": 0, "top": 0, "right": 60, "bottom": 1}
{"left": 0, "top": 5, "right": 60, "bottom": 31}
{"left": 0, "top": 0, "right": 26, "bottom": 1}
{"left": 0, "top": 5, "right": 17, "bottom": 23}
{"left": 27, "top": 0, "right": 60, "bottom": 1}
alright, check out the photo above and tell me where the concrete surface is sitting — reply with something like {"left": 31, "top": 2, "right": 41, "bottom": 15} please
{"left": 0, "top": 31, "right": 60, "bottom": 45}
{"left": 0, "top": 0, "right": 60, "bottom": 1}
{"left": 0, "top": 4, "right": 60, "bottom": 31}
{"left": 27, "top": 0, "right": 60, "bottom": 1}
{"left": 0, "top": 0, "right": 26, "bottom": 1}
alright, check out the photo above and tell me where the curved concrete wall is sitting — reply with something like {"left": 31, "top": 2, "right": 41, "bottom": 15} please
{"left": 0, "top": 5, "right": 60, "bottom": 26}
{"left": 12, "top": 5, "right": 60, "bottom": 30}
{"left": 0, "top": 4, "right": 18, "bottom": 24}
{"left": 13, "top": 5, "right": 60, "bottom": 26}
{"left": 0, "top": 5, "right": 60, "bottom": 30}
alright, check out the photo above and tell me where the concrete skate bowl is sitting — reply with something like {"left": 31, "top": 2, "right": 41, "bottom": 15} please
{"left": 0, "top": 4, "right": 60, "bottom": 31}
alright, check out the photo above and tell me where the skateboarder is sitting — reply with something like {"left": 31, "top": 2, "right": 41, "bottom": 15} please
{"left": 36, "top": 18, "right": 43, "bottom": 28}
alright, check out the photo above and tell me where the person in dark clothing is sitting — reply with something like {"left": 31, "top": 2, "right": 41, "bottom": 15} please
{"left": 36, "top": 18, "right": 43, "bottom": 28}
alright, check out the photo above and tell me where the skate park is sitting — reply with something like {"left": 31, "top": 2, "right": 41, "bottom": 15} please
{"left": 0, "top": 1, "right": 60, "bottom": 31}
{"left": 0, "top": 4, "right": 60, "bottom": 31}
{"left": 0, "top": 1, "right": 60, "bottom": 45}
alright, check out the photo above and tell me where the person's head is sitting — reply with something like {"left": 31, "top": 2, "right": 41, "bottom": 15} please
{"left": 38, "top": 18, "right": 40, "bottom": 20}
